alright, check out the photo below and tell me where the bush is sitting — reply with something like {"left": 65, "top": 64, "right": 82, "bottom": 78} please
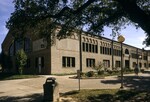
{"left": 98, "top": 70, "right": 104, "bottom": 75}
{"left": 107, "top": 70, "right": 113, "bottom": 74}
{"left": 141, "top": 69, "right": 144, "bottom": 73}
{"left": 86, "top": 71, "right": 94, "bottom": 77}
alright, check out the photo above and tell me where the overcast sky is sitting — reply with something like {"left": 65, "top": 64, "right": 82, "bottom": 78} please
{"left": 0, "top": 0, "right": 149, "bottom": 52}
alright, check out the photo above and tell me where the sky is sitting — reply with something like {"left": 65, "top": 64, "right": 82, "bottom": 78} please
{"left": 0, "top": 0, "right": 150, "bottom": 52}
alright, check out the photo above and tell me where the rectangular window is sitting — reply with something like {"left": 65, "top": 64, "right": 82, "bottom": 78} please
{"left": 95, "top": 45, "right": 98, "bottom": 53}
{"left": 89, "top": 44, "right": 92, "bottom": 52}
{"left": 133, "top": 62, "right": 136, "bottom": 67}
{"left": 62, "top": 56, "right": 75, "bottom": 68}
{"left": 86, "top": 43, "right": 88, "bottom": 52}
{"left": 92, "top": 45, "right": 95, "bottom": 53}
{"left": 86, "top": 58, "right": 95, "bottom": 67}
{"left": 100, "top": 46, "right": 103, "bottom": 54}
{"left": 82, "top": 43, "right": 85, "bottom": 51}
{"left": 115, "top": 61, "right": 121, "bottom": 67}
{"left": 103, "top": 60, "right": 110, "bottom": 68}
{"left": 144, "top": 63, "right": 147, "bottom": 68}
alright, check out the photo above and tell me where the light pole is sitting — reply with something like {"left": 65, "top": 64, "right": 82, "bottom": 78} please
{"left": 139, "top": 55, "right": 142, "bottom": 71}
{"left": 117, "top": 35, "right": 125, "bottom": 89}
{"left": 111, "top": 30, "right": 116, "bottom": 70}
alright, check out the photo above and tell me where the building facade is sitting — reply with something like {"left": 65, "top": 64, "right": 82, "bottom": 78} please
{"left": 2, "top": 29, "right": 150, "bottom": 74}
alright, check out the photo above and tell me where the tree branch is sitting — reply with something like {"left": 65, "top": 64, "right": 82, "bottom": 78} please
{"left": 116, "top": 0, "right": 150, "bottom": 34}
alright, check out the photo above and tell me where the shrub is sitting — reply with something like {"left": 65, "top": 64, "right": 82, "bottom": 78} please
{"left": 98, "top": 70, "right": 104, "bottom": 75}
{"left": 107, "top": 70, "right": 112, "bottom": 74}
{"left": 16, "top": 49, "right": 27, "bottom": 75}
{"left": 86, "top": 71, "right": 94, "bottom": 77}
{"left": 92, "top": 62, "right": 104, "bottom": 74}
{"left": 141, "top": 69, "right": 144, "bottom": 73}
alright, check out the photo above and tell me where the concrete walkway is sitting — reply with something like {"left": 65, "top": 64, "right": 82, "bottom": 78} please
{"left": 0, "top": 72, "right": 149, "bottom": 101}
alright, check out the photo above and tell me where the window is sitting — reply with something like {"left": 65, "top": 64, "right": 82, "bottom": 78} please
{"left": 86, "top": 58, "right": 95, "bottom": 67}
{"left": 24, "top": 38, "right": 31, "bottom": 52}
{"left": 62, "top": 56, "right": 75, "bottom": 67}
{"left": 86, "top": 43, "right": 88, "bottom": 52}
{"left": 95, "top": 45, "right": 98, "bottom": 53}
{"left": 133, "top": 62, "right": 136, "bottom": 67}
{"left": 82, "top": 43, "right": 85, "bottom": 51}
{"left": 144, "top": 63, "right": 147, "bottom": 68}
{"left": 116, "top": 61, "right": 121, "bottom": 67}
{"left": 103, "top": 60, "right": 110, "bottom": 68}
{"left": 143, "top": 56, "right": 147, "bottom": 60}
{"left": 100, "top": 46, "right": 103, "bottom": 54}
{"left": 9, "top": 43, "right": 14, "bottom": 56}
{"left": 89, "top": 44, "right": 92, "bottom": 52}
{"left": 139, "top": 63, "right": 142, "bottom": 68}
{"left": 26, "top": 59, "right": 31, "bottom": 68}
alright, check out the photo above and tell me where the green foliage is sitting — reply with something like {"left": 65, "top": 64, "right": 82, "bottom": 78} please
{"left": 7, "top": 0, "right": 150, "bottom": 45}
{"left": 63, "top": 89, "right": 150, "bottom": 102}
{"left": 86, "top": 71, "right": 94, "bottom": 77}
{"left": 16, "top": 49, "right": 27, "bottom": 75}
{"left": 93, "top": 62, "right": 106, "bottom": 75}
{"left": 0, "top": 73, "right": 39, "bottom": 80}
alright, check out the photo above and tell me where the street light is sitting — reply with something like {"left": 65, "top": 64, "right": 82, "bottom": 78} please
{"left": 117, "top": 35, "right": 125, "bottom": 89}
{"left": 111, "top": 29, "right": 116, "bottom": 70}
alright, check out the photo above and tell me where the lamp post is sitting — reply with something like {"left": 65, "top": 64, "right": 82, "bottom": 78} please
{"left": 139, "top": 55, "right": 142, "bottom": 71}
{"left": 117, "top": 35, "right": 125, "bottom": 89}
{"left": 111, "top": 30, "right": 116, "bottom": 70}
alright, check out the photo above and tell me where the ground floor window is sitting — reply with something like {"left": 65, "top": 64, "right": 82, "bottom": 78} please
{"left": 132, "top": 62, "right": 136, "bottom": 67}
{"left": 62, "top": 56, "right": 75, "bottom": 68}
{"left": 139, "top": 63, "right": 142, "bottom": 68}
{"left": 86, "top": 58, "right": 95, "bottom": 67}
{"left": 144, "top": 63, "right": 147, "bottom": 68}
{"left": 103, "top": 60, "right": 110, "bottom": 68}
{"left": 115, "top": 61, "right": 121, "bottom": 67}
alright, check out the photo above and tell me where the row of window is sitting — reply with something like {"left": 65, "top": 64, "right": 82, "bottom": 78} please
{"left": 131, "top": 53, "right": 148, "bottom": 60}
{"left": 25, "top": 56, "right": 150, "bottom": 69}
{"left": 61, "top": 56, "right": 150, "bottom": 68}
{"left": 100, "top": 46, "right": 121, "bottom": 56}
{"left": 9, "top": 38, "right": 31, "bottom": 56}
{"left": 82, "top": 43, "right": 98, "bottom": 53}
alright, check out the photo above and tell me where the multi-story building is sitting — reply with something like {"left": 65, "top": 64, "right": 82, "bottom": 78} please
{"left": 2, "top": 29, "right": 150, "bottom": 74}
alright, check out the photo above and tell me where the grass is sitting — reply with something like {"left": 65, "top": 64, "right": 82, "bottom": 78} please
{"left": 62, "top": 89, "right": 150, "bottom": 102}
{"left": 0, "top": 73, "right": 39, "bottom": 80}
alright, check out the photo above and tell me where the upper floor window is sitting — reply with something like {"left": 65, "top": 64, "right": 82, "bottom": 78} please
{"left": 9, "top": 43, "right": 14, "bottom": 56}
{"left": 24, "top": 38, "right": 31, "bottom": 52}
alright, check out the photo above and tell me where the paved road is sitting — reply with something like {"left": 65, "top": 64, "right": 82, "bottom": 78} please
{"left": 0, "top": 73, "right": 149, "bottom": 101}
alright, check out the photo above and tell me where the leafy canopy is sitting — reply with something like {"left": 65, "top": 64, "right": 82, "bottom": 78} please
{"left": 7, "top": 0, "right": 150, "bottom": 45}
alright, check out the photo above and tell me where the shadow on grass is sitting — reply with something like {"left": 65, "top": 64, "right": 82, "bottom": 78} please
{"left": 101, "top": 75, "right": 150, "bottom": 90}
{"left": 0, "top": 93, "right": 43, "bottom": 102}
{"left": 87, "top": 90, "right": 150, "bottom": 102}
{"left": 0, "top": 73, "right": 15, "bottom": 80}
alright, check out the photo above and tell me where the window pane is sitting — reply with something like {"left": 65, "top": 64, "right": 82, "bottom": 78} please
{"left": 82, "top": 43, "right": 85, "bottom": 51}
{"left": 72, "top": 57, "right": 75, "bottom": 67}
{"left": 62, "top": 57, "right": 66, "bottom": 67}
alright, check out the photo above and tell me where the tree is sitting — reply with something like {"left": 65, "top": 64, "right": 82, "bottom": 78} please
{"left": 7, "top": 0, "right": 150, "bottom": 45}
{"left": 16, "top": 49, "right": 27, "bottom": 75}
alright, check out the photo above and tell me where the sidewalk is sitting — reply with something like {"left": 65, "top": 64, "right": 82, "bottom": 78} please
{"left": 0, "top": 72, "right": 149, "bottom": 101}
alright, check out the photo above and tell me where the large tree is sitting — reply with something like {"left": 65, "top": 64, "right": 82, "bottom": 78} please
{"left": 7, "top": 0, "right": 150, "bottom": 45}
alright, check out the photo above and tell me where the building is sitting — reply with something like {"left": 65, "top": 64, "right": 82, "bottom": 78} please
{"left": 2, "top": 29, "right": 150, "bottom": 74}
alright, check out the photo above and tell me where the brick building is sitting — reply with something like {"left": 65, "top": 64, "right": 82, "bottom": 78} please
{"left": 2, "top": 29, "right": 150, "bottom": 74}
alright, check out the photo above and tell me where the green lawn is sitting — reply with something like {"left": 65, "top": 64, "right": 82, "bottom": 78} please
{"left": 0, "top": 73, "right": 39, "bottom": 80}
{"left": 62, "top": 89, "right": 150, "bottom": 102}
